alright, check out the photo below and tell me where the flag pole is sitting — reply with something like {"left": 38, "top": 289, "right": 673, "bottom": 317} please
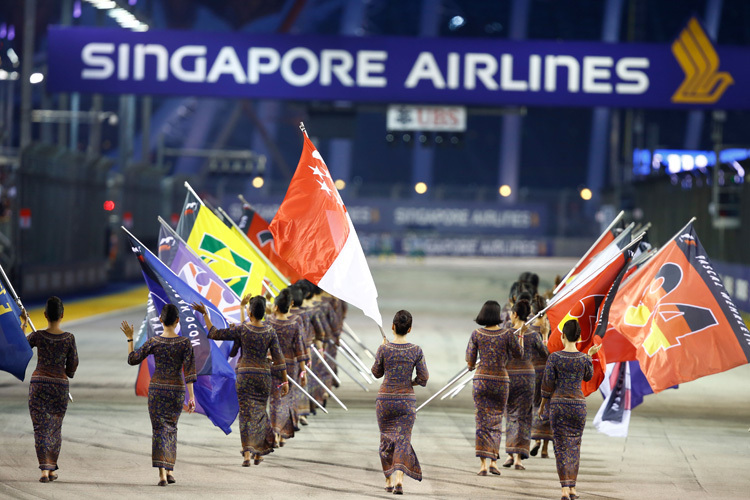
{"left": 416, "top": 366, "right": 470, "bottom": 412}
{"left": 323, "top": 350, "right": 369, "bottom": 392}
{"left": 339, "top": 338, "right": 373, "bottom": 380}
{"left": 287, "top": 376, "right": 328, "bottom": 414}
{"left": 0, "top": 262, "right": 37, "bottom": 332}
{"left": 305, "top": 365, "right": 347, "bottom": 411}
{"left": 633, "top": 222, "right": 652, "bottom": 240}
{"left": 342, "top": 323, "right": 376, "bottom": 359}
{"left": 332, "top": 339, "right": 374, "bottom": 384}
{"left": 553, "top": 210, "right": 625, "bottom": 295}
{"left": 310, "top": 345, "right": 342, "bottom": 386}
{"left": 441, "top": 371, "right": 474, "bottom": 400}
{"left": 183, "top": 181, "right": 206, "bottom": 207}
{"left": 299, "top": 121, "right": 308, "bottom": 138}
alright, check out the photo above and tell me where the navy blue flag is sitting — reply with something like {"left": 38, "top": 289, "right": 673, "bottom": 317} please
{"left": 124, "top": 229, "right": 238, "bottom": 434}
{"left": 0, "top": 277, "right": 32, "bottom": 381}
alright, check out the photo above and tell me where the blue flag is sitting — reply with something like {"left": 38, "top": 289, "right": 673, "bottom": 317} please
{"left": 125, "top": 229, "right": 238, "bottom": 434}
{"left": 0, "top": 278, "right": 33, "bottom": 381}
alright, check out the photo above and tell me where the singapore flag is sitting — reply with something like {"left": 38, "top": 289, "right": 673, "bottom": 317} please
{"left": 269, "top": 127, "right": 383, "bottom": 326}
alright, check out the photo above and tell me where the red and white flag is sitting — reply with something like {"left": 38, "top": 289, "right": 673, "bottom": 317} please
{"left": 269, "top": 130, "right": 382, "bottom": 326}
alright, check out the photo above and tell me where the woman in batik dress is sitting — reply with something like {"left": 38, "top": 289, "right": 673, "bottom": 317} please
{"left": 371, "top": 310, "right": 429, "bottom": 495}
{"left": 539, "top": 319, "right": 600, "bottom": 500}
{"left": 504, "top": 299, "right": 548, "bottom": 469}
{"left": 195, "top": 296, "right": 288, "bottom": 466}
{"left": 24, "top": 297, "right": 79, "bottom": 483}
{"left": 466, "top": 299, "right": 523, "bottom": 476}
{"left": 530, "top": 296, "right": 552, "bottom": 459}
{"left": 122, "top": 303, "right": 196, "bottom": 486}
{"left": 267, "top": 288, "right": 306, "bottom": 447}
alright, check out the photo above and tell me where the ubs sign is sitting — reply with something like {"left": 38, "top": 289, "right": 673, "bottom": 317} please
{"left": 48, "top": 18, "right": 743, "bottom": 109}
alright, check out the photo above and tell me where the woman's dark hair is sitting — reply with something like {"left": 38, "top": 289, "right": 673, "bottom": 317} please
{"left": 475, "top": 300, "right": 502, "bottom": 327}
{"left": 512, "top": 299, "right": 531, "bottom": 322}
{"left": 249, "top": 296, "right": 266, "bottom": 320}
{"left": 392, "top": 310, "right": 412, "bottom": 334}
{"left": 508, "top": 281, "right": 521, "bottom": 302}
{"left": 160, "top": 304, "right": 179, "bottom": 327}
{"left": 275, "top": 288, "right": 292, "bottom": 314}
{"left": 529, "top": 273, "right": 540, "bottom": 292}
{"left": 530, "top": 294, "right": 547, "bottom": 316}
{"left": 290, "top": 285, "right": 304, "bottom": 308}
{"left": 518, "top": 272, "right": 532, "bottom": 283}
{"left": 45, "top": 296, "right": 64, "bottom": 322}
{"left": 296, "top": 279, "right": 315, "bottom": 300}
{"left": 517, "top": 291, "right": 532, "bottom": 303}
{"left": 563, "top": 319, "right": 581, "bottom": 342}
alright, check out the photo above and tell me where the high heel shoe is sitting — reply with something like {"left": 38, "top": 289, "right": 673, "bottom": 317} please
{"left": 502, "top": 456, "right": 513, "bottom": 468}
{"left": 157, "top": 479, "right": 167, "bottom": 487}
{"left": 393, "top": 484, "right": 403, "bottom": 495}
{"left": 530, "top": 442, "right": 540, "bottom": 456}
{"left": 242, "top": 459, "right": 251, "bottom": 467}
{"left": 254, "top": 456, "right": 264, "bottom": 465}
{"left": 167, "top": 474, "right": 175, "bottom": 484}
{"left": 385, "top": 486, "right": 394, "bottom": 492}
{"left": 489, "top": 466, "right": 501, "bottom": 475}
{"left": 39, "top": 476, "right": 50, "bottom": 483}
{"left": 48, "top": 473, "right": 58, "bottom": 481}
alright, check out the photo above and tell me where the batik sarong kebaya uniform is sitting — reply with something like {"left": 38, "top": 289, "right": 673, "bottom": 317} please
{"left": 309, "top": 303, "right": 333, "bottom": 405}
{"left": 128, "top": 335, "right": 196, "bottom": 470}
{"left": 505, "top": 327, "right": 548, "bottom": 459}
{"left": 465, "top": 328, "right": 521, "bottom": 460}
{"left": 209, "top": 323, "right": 286, "bottom": 456}
{"left": 541, "top": 351, "right": 593, "bottom": 489}
{"left": 267, "top": 316, "right": 305, "bottom": 439}
{"left": 27, "top": 330, "right": 79, "bottom": 471}
{"left": 371, "top": 343, "right": 429, "bottom": 481}
{"left": 530, "top": 325, "right": 552, "bottom": 442}
{"left": 290, "top": 306, "right": 313, "bottom": 416}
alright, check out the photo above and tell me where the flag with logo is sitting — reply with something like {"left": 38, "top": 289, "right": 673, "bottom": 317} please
{"left": 236, "top": 200, "right": 301, "bottom": 282}
{"left": 601, "top": 246, "right": 658, "bottom": 364}
{"left": 176, "top": 188, "right": 266, "bottom": 299}
{"left": 609, "top": 221, "right": 750, "bottom": 392}
{"left": 124, "top": 229, "right": 238, "bottom": 434}
{"left": 0, "top": 276, "right": 33, "bottom": 381}
{"left": 546, "top": 244, "right": 633, "bottom": 396}
{"left": 269, "top": 128, "right": 382, "bottom": 326}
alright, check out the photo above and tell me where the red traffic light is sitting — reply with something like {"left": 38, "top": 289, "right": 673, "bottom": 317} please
{"left": 103, "top": 200, "right": 115, "bottom": 211}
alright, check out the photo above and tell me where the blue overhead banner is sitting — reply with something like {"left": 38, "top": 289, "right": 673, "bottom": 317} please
{"left": 47, "top": 19, "right": 747, "bottom": 109}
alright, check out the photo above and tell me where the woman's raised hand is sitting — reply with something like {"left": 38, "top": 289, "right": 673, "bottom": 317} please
{"left": 588, "top": 343, "right": 603, "bottom": 356}
{"left": 191, "top": 302, "right": 207, "bottom": 315}
{"left": 120, "top": 321, "right": 134, "bottom": 340}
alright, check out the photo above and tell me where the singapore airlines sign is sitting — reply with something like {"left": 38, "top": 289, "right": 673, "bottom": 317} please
{"left": 48, "top": 18, "right": 741, "bottom": 109}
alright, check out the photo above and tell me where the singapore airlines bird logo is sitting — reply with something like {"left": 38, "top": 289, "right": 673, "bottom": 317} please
{"left": 671, "top": 18, "right": 733, "bottom": 104}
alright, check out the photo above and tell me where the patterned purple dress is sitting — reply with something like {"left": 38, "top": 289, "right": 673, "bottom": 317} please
{"left": 541, "top": 351, "right": 594, "bottom": 488}
{"left": 208, "top": 323, "right": 285, "bottom": 456}
{"left": 309, "top": 304, "right": 333, "bottom": 405}
{"left": 27, "top": 330, "right": 79, "bottom": 471}
{"left": 267, "top": 316, "right": 306, "bottom": 439}
{"left": 290, "top": 306, "right": 313, "bottom": 416}
{"left": 128, "top": 336, "right": 196, "bottom": 470}
{"left": 371, "top": 343, "right": 429, "bottom": 481}
{"left": 530, "top": 325, "right": 552, "bottom": 442}
{"left": 505, "top": 327, "right": 548, "bottom": 459}
{"left": 465, "top": 328, "right": 521, "bottom": 460}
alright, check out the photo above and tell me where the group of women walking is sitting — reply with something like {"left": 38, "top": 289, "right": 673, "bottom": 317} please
{"left": 21, "top": 271, "right": 597, "bottom": 499}
{"left": 464, "top": 272, "right": 599, "bottom": 500}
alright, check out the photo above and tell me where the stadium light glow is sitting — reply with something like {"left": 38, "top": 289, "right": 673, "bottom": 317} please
{"left": 499, "top": 185, "right": 512, "bottom": 197}
{"left": 580, "top": 188, "right": 593, "bottom": 201}
{"left": 335, "top": 179, "right": 346, "bottom": 190}
{"left": 414, "top": 182, "right": 428, "bottom": 194}
{"left": 29, "top": 72, "right": 44, "bottom": 84}
{"left": 252, "top": 176, "right": 264, "bottom": 189}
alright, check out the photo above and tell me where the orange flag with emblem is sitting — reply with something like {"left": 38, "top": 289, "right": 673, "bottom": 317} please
{"left": 608, "top": 222, "right": 750, "bottom": 392}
